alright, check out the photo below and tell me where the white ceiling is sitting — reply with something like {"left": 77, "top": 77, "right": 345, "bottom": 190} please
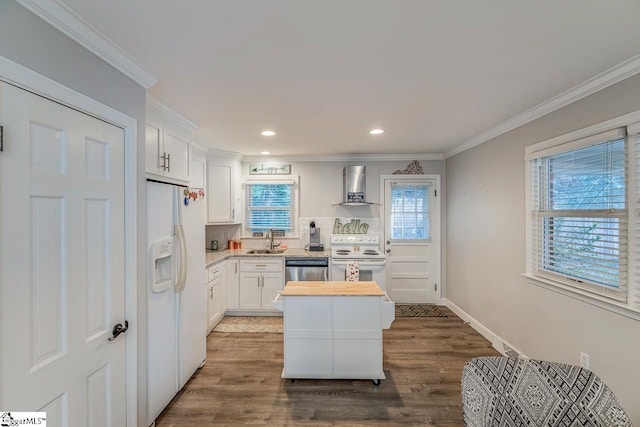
{"left": 56, "top": 0, "right": 640, "bottom": 157}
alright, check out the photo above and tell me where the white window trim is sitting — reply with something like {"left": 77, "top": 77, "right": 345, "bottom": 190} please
{"left": 524, "top": 109, "right": 640, "bottom": 320}
{"left": 241, "top": 175, "right": 300, "bottom": 239}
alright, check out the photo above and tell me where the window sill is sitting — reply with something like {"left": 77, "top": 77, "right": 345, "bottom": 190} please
{"left": 521, "top": 273, "right": 640, "bottom": 322}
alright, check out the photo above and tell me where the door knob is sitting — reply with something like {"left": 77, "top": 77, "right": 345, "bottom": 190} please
{"left": 386, "top": 240, "right": 390, "bottom": 245}
{"left": 108, "top": 320, "right": 129, "bottom": 341}
{"left": 386, "top": 249, "right": 391, "bottom": 253}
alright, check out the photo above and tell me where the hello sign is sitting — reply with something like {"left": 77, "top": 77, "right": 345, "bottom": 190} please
{"left": 332, "top": 218, "right": 369, "bottom": 234}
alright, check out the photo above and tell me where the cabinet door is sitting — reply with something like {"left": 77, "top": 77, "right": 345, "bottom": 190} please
{"left": 220, "top": 260, "right": 228, "bottom": 312}
{"left": 227, "top": 260, "right": 240, "bottom": 309}
{"left": 239, "top": 272, "right": 261, "bottom": 309}
{"left": 190, "top": 155, "right": 206, "bottom": 189}
{"left": 334, "top": 340, "right": 382, "bottom": 376}
{"left": 207, "top": 164, "right": 233, "bottom": 223}
{"left": 261, "top": 272, "right": 284, "bottom": 309}
{"left": 145, "top": 123, "right": 163, "bottom": 176}
{"left": 212, "top": 280, "right": 225, "bottom": 325}
{"left": 163, "top": 131, "right": 190, "bottom": 182}
{"left": 207, "top": 281, "right": 216, "bottom": 331}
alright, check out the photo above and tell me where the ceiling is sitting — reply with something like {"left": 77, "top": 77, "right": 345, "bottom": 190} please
{"left": 55, "top": 0, "right": 640, "bottom": 158}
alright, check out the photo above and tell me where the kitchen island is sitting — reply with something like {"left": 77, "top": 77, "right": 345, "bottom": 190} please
{"left": 273, "top": 281, "right": 395, "bottom": 384}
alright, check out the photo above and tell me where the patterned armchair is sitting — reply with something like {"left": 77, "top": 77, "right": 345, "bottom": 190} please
{"left": 461, "top": 356, "right": 632, "bottom": 426}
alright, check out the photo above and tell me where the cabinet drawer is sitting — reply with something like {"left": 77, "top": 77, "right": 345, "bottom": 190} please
{"left": 208, "top": 263, "right": 222, "bottom": 282}
{"left": 240, "top": 258, "right": 283, "bottom": 272}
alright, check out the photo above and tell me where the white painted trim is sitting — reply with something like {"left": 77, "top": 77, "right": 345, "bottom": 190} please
{"left": 0, "top": 54, "right": 139, "bottom": 426}
{"left": 380, "top": 174, "right": 442, "bottom": 303}
{"left": 443, "top": 298, "right": 527, "bottom": 358}
{"left": 525, "top": 109, "right": 640, "bottom": 157}
{"left": 446, "top": 53, "right": 640, "bottom": 158}
{"left": 522, "top": 274, "right": 640, "bottom": 322}
{"left": 208, "top": 148, "right": 244, "bottom": 161}
{"left": 146, "top": 96, "right": 198, "bottom": 133}
{"left": 242, "top": 153, "right": 445, "bottom": 163}
{"left": 523, "top": 111, "right": 640, "bottom": 319}
{"left": 16, "top": 0, "right": 156, "bottom": 89}
{"left": 240, "top": 175, "right": 300, "bottom": 239}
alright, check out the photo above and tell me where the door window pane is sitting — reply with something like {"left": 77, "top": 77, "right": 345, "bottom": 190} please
{"left": 390, "top": 184, "right": 430, "bottom": 240}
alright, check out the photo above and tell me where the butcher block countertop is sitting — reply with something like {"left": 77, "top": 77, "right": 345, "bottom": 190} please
{"left": 281, "top": 281, "right": 385, "bottom": 296}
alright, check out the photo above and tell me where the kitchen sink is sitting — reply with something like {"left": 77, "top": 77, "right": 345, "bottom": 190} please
{"left": 245, "top": 249, "right": 286, "bottom": 254}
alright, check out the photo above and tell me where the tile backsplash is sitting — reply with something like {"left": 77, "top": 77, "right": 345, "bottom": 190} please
{"left": 206, "top": 217, "right": 381, "bottom": 250}
{"left": 205, "top": 224, "right": 242, "bottom": 250}
{"left": 297, "top": 217, "right": 381, "bottom": 249}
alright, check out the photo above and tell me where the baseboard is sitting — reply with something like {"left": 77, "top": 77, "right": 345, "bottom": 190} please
{"left": 443, "top": 298, "right": 527, "bottom": 358}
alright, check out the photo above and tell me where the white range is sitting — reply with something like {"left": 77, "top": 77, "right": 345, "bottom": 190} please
{"left": 330, "top": 234, "right": 387, "bottom": 289}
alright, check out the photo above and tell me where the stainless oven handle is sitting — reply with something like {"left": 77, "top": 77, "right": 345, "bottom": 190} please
{"left": 331, "top": 259, "right": 387, "bottom": 266}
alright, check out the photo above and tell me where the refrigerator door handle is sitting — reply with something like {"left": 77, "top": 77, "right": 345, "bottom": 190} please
{"left": 174, "top": 223, "right": 188, "bottom": 292}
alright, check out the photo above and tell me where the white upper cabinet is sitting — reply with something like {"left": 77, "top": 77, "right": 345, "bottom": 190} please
{"left": 163, "top": 130, "right": 190, "bottom": 181}
{"left": 189, "top": 144, "right": 207, "bottom": 190}
{"left": 145, "top": 98, "right": 198, "bottom": 185}
{"left": 206, "top": 150, "right": 241, "bottom": 224}
{"left": 145, "top": 122, "right": 164, "bottom": 176}
{"left": 207, "top": 163, "right": 233, "bottom": 222}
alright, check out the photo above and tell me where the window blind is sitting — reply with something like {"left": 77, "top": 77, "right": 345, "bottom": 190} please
{"left": 243, "top": 181, "right": 297, "bottom": 236}
{"left": 390, "top": 183, "right": 430, "bottom": 240}
{"left": 530, "top": 133, "right": 628, "bottom": 301}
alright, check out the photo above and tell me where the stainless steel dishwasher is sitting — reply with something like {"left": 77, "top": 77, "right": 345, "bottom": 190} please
{"left": 285, "top": 257, "right": 329, "bottom": 282}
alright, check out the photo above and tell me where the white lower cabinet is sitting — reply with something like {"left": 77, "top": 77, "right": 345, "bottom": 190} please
{"left": 207, "top": 261, "right": 227, "bottom": 333}
{"left": 227, "top": 259, "right": 240, "bottom": 309}
{"left": 278, "top": 294, "right": 394, "bottom": 382}
{"left": 238, "top": 258, "right": 283, "bottom": 311}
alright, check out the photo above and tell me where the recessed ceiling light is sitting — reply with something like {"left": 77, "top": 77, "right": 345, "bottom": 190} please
{"left": 369, "top": 128, "right": 384, "bottom": 135}
{"left": 261, "top": 130, "right": 276, "bottom": 136}
{"left": 261, "top": 151, "right": 271, "bottom": 155}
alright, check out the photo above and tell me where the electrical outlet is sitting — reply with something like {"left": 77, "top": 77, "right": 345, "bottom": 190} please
{"left": 580, "top": 351, "right": 590, "bottom": 369}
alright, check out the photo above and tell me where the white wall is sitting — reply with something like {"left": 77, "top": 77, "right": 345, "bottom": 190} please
{"left": 446, "top": 72, "right": 640, "bottom": 422}
{"left": 234, "top": 159, "right": 445, "bottom": 248}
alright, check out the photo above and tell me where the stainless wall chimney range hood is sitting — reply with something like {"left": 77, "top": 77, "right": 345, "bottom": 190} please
{"left": 334, "top": 165, "right": 378, "bottom": 206}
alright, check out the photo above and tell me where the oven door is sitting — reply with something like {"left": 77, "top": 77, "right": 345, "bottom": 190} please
{"left": 330, "top": 259, "right": 387, "bottom": 290}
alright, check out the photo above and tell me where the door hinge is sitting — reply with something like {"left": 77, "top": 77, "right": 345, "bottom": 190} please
{"left": 434, "top": 283, "right": 438, "bottom": 291}
{"left": 434, "top": 189, "right": 437, "bottom": 197}
{"left": 0, "top": 125, "right": 4, "bottom": 152}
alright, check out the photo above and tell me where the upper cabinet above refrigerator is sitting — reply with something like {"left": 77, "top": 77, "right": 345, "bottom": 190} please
{"left": 145, "top": 97, "right": 198, "bottom": 186}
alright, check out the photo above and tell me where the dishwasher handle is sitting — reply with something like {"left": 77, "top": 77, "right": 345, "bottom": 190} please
{"left": 285, "top": 257, "right": 328, "bottom": 267}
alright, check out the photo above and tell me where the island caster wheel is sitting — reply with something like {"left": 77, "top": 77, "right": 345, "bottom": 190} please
{"left": 372, "top": 379, "right": 380, "bottom": 386}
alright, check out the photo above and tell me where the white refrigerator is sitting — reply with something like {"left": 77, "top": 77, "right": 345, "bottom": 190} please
{"left": 146, "top": 180, "right": 206, "bottom": 425}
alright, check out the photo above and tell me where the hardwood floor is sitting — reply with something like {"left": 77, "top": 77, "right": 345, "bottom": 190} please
{"left": 155, "top": 307, "right": 499, "bottom": 426}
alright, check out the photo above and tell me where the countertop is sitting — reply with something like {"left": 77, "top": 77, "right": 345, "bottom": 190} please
{"left": 280, "top": 281, "right": 385, "bottom": 296}
{"left": 205, "top": 247, "right": 332, "bottom": 267}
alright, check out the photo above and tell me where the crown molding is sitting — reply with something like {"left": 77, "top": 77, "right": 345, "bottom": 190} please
{"left": 16, "top": 0, "right": 157, "bottom": 89}
{"left": 445, "top": 53, "right": 640, "bottom": 158}
{"left": 146, "top": 96, "right": 199, "bottom": 133}
{"left": 241, "top": 153, "right": 444, "bottom": 163}
{"left": 207, "top": 148, "right": 243, "bottom": 161}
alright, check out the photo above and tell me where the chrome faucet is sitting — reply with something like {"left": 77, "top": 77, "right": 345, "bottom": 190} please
{"left": 266, "top": 229, "right": 281, "bottom": 251}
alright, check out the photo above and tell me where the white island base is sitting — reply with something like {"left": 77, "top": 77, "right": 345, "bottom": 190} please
{"left": 272, "top": 281, "right": 395, "bottom": 384}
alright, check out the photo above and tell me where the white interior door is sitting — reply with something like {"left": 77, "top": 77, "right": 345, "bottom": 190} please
{"left": 0, "top": 82, "right": 127, "bottom": 426}
{"left": 383, "top": 176, "right": 441, "bottom": 303}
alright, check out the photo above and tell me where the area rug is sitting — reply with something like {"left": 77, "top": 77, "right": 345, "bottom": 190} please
{"left": 395, "top": 304, "right": 448, "bottom": 317}
{"left": 213, "top": 316, "right": 283, "bottom": 333}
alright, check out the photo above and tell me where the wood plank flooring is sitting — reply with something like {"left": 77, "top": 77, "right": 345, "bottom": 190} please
{"left": 155, "top": 307, "right": 499, "bottom": 426}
